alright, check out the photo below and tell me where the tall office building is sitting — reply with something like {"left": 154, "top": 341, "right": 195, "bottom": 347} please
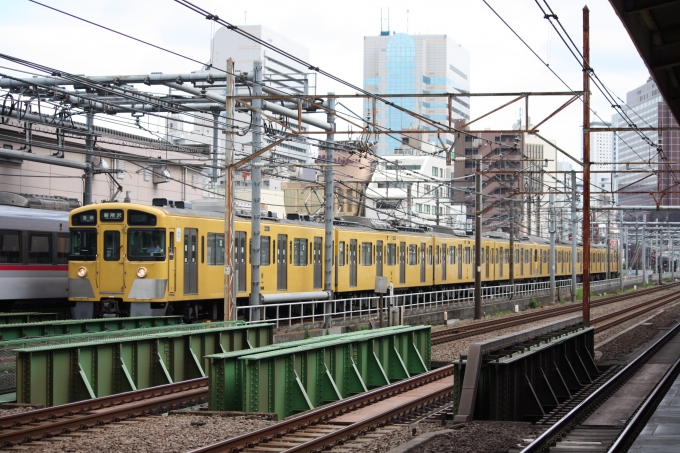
{"left": 590, "top": 121, "right": 613, "bottom": 203}
{"left": 363, "top": 31, "right": 470, "bottom": 156}
{"left": 613, "top": 77, "right": 680, "bottom": 214}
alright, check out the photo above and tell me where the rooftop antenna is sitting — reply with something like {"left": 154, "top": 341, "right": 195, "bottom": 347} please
{"left": 380, "top": 8, "right": 390, "bottom": 36}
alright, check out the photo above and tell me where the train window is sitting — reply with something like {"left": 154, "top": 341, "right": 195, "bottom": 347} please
{"left": 464, "top": 247, "right": 470, "bottom": 264}
{"left": 207, "top": 233, "right": 225, "bottom": 265}
{"left": 103, "top": 231, "right": 120, "bottom": 261}
{"left": 201, "top": 236, "right": 205, "bottom": 264}
{"left": 409, "top": 244, "right": 417, "bottom": 265}
{"left": 361, "top": 242, "right": 372, "bottom": 266}
{"left": 28, "top": 233, "right": 51, "bottom": 264}
{"left": 505, "top": 249, "right": 509, "bottom": 264}
{"left": 72, "top": 210, "right": 97, "bottom": 226}
{"left": 127, "top": 229, "right": 165, "bottom": 261}
{"left": 449, "top": 246, "right": 456, "bottom": 265}
{"left": 515, "top": 249, "right": 519, "bottom": 265}
{"left": 387, "top": 243, "right": 396, "bottom": 265}
{"left": 428, "top": 245, "right": 433, "bottom": 265}
{"left": 127, "top": 210, "right": 157, "bottom": 226}
{"left": 436, "top": 246, "right": 440, "bottom": 265}
{"left": 289, "top": 241, "right": 293, "bottom": 265}
{"left": 56, "top": 234, "right": 70, "bottom": 264}
{"left": 0, "top": 230, "right": 21, "bottom": 263}
{"left": 524, "top": 250, "right": 529, "bottom": 264}
{"left": 294, "top": 239, "right": 308, "bottom": 266}
{"left": 261, "top": 236, "right": 271, "bottom": 266}
{"left": 339, "top": 241, "right": 345, "bottom": 266}
{"left": 69, "top": 229, "right": 97, "bottom": 260}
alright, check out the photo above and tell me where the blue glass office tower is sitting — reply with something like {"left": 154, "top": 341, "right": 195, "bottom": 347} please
{"left": 364, "top": 32, "right": 470, "bottom": 155}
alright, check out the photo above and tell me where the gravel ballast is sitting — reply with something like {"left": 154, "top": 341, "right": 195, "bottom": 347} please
{"left": 22, "top": 414, "right": 275, "bottom": 453}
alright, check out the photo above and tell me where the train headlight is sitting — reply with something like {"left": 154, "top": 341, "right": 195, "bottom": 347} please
{"left": 77, "top": 267, "right": 87, "bottom": 278}
{"left": 136, "top": 267, "right": 147, "bottom": 278}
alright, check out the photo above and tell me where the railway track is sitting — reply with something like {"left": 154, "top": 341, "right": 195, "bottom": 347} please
{"left": 521, "top": 318, "right": 680, "bottom": 452}
{"left": 189, "top": 365, "right": 455, "bottom": 453}
{"left": 0, "top": 377, "right": 208, "bottom": 448}
{"left": 432, "top": 282, "right": 680, "bottom": 345}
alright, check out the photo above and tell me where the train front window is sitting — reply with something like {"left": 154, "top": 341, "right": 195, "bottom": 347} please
{"left": 70, "top": 229, "right": 97, "bottom": 260}
{"left": 128, "top": 229, "right": 166, "bottom": 261}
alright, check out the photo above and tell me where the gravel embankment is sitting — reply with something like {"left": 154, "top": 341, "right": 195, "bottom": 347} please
{"left": 0, "top": 405, "right": 39, "bottom": 416}
{"left": 24, "top": 414, "right": 275, "bottom": 453}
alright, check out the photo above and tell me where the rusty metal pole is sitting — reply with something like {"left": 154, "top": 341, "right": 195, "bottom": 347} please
{"left": 224, "top": 58, "right": 236, "bottom": 320}
{"left": 582, "top": 6, "right": 591, "bottom": 325}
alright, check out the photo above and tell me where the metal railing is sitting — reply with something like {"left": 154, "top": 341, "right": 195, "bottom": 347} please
{"left": 237, "top": 273, "right": 672, "bottom": 328}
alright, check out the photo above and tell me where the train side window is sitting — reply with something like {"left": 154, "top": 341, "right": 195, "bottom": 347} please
{"left": 56, "top": 233, "right": 70, "bottom": 264}
{"left": 294, "top": 238, "right": 308, "bottom": 266}
{"left": 201, "top": 236, "right": 205, "bottom": 264}
{"left": 103, "top": 231, "right": 120, "bottom": 261}
{"left": 505, "top": 249, "right": 509, "bottom": 264}
{"left": 408, "top": 244, "right": 417, "bottom": 265}
{"left": 428, "top": 245, "right": 433, "bottom": 265}
{"left": 28, "top": 233, "right": 51, "bottom": 264}
{"left": 387, "top": 243, "right": 396, "bottom": 266}
{"left": 261, "top": 236, "right": 271, "bottom": 266}
{"left": 0, "top": 230, "right": 21, "bottom": 263}
{"left": 464, "top": 247, "right": 470, "bottom": 264}
{"left": 361, "top": 242, "right": 372, "bottom": 266}
{"left": 339, "top": 241, "right": 345, "bottom": 266}
{"left": 515, "top": 249, "right": 519, "bottom": 265}
{"left": 207, "top": 233, "right": 225, "bottom": 265}
{"left": 450, "top": 245, "right": 456, "bottom": 265}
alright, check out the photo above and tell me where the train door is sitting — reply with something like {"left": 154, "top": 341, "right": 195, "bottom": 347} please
{"left": 313, "top": 237, "right": 322, "bottom": 289}
{"left": 376, "top": 240, "right": 383, "bottom": 277}
{"left": 183, "top": 228, "right": 198, "bottom": 295}
{"left": 499, "top": 247, "right": 503, "bottom": 278}
{"left": 349, "top": 239, "right": 357, "bottom": 287}
{"left": 399, "top": 242, "right": 406, "bottom": 284}
{"left": 458, "top": 245, "right": 462, "bottom": 280}
{"left": 442, "top": 245, "right": 447, "bottom": 281}
{"left": 100, "top": 230, "right": 123, "bottom": 294}
{"left": 236, "top": 232, "right": 246, "bottom": 292}
{"left": 277, "top": 234, "right": 287, "bottom": 291}
{"left": 420, "top": 243, "right": 426, "bottom": 283}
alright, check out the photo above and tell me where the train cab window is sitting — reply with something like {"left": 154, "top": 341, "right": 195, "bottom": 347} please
{"left": 261, "top": 236, "right": 271, "bottom": 266}
{"left": 103, "top": 231, "right": 120, "bottom": 261}
{"left": 207, "top": 233, "right": 225, "bottom": 265}
{"left": 70, "top": 229, "right": 97, "bottom": 260}
{"left": 127, "top": 229, "right": 165, "bottom": 261}
{"left": 294, "top": 238, "right": 308, "bottom": 266}
{"left": 361, "top": 242, "right": 372, "bottom": 266}
{"left": 56, "top": 233, "right": 70, "bottom": 264}
{"left": 0, "top": 230, "right": 21, "bottom": 263}
{"left": 387, "top": 243, "right": 396, "bottom": 266}
{"left": 339, "top": 241, "right": 346, "bottom": 266}
{"left": 409, "top": 244, "right": 417, "bottom": 265}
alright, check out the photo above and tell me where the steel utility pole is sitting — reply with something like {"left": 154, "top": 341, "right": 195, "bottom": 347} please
{"left": 249, "top": 61, "right": 263, "bottom": 321}
{"left": 582, "top": 6, "right": 592, "bottom": 324}
{"left": 642, "top": 225, "right": 647, "bottom": 285}
{"left": 509, "top": 176, "right": 515, "bottom": 292}
{"left": 571, "top": 170, "right": 577, "bottom": 303}
{"left": 212, "top": 113, "right": 220, "bottom": 182}
{"left": 224, "top": 58, "right": 235, "bottom": 321}
{"left": 549, "top": 191, "right": 556, "bottom": 303}
{"left": 606, "top": 218, "right": 611, "bottom": 280}
{"left": 619, "top": 210, "right": 624, "bottom": 291}
{"left": 474, "top": 155, "right": 482, "bottom": 320}
{"left": 84, "top": 110, "right": 94, "bottom": 205}
{"left": 324, "top": 93, "right": 336, "bottom": 327}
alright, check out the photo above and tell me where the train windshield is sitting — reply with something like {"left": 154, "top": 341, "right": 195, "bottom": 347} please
{"left": 127, "top": 229, "right": 166, "bottom": 261}
{"left": 69, "top": 229, "right": 97, "bottom": 260}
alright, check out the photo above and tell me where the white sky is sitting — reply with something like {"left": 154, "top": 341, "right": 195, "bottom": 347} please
{"left": 0, "top": 0, "right": 651, "bottom": 164}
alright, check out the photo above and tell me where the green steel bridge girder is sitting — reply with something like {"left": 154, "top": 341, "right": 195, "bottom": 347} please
{"left": 0, "top": 313, "right": 59, "bottom": 325}
{"left": 14, "top": 323, "right": 274, "bottom": 407}
{"left": 0, "top": 316, "right": 185, "bottom": 340}
{"left": 208, "top": 326, "right": 431, "bottom": 419}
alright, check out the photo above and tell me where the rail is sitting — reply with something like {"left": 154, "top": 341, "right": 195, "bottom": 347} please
{"left": 238, "top": 273, "right": 668, "bottom": 327}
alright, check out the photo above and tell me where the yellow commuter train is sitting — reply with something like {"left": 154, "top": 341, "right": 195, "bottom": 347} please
{"left": 67, "top": 201, "right": 619, "bottom": 319}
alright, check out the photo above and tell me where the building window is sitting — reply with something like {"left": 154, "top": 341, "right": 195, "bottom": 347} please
{"left": 116, "top": 159, "right": 125, "bottom": 179}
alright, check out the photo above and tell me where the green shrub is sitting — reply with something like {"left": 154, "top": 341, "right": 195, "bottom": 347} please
{"left": 304, "top": 326, "right": 311, "bottom": 339}
{"left": 528, "top": 298, "right": 541, "bottom": 309}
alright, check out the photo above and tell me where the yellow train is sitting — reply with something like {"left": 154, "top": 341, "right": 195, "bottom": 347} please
{"left": 67, "top": 201, "right": 619, "bottom": 319}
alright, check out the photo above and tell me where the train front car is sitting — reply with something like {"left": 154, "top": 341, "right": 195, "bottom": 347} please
{"left": 68, "top": 204, "right": 174, "bottom": 319}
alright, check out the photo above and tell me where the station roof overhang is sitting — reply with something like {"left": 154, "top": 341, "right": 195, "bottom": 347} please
{"left": 609, "top": 0, "right": 680, "bottom": 123}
